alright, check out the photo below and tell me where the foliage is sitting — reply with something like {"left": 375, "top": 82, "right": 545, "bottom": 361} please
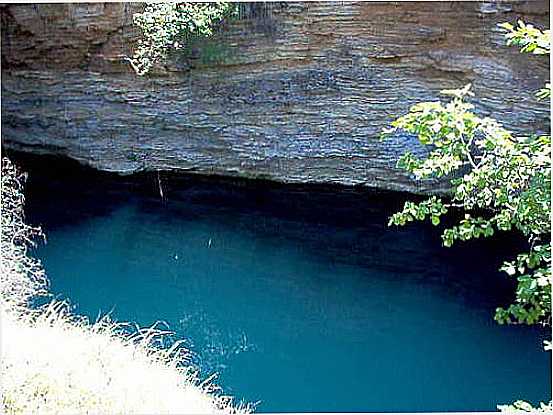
{"left": 500, "top": 21, "right": 550, "bottom": 55}
{"left": 498, "top": 400, "right": 553, "bottom": 414}
{"left": 0, "top": 158, "right": 47, "bottom": 314}
{"left": 499, "top": 21, "right": 551, "bottom": 100}
{"left": 130, "top": 2, "right": 236, "bottom": 75}
{"left": 382, "top": 22, "right": 551, "bottom": 325}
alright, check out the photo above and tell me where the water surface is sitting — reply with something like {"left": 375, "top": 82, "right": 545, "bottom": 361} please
{"left": 23, "top": 158, "right": 551, "bottom": 412}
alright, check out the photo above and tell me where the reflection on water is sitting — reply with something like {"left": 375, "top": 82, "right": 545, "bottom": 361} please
{"left": 21, "top": 158, "right": 551, "bottom": 413}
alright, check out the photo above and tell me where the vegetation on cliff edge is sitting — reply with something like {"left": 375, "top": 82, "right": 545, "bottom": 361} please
{"left": 130, "top": 2, "right": 235, "bottom": 75}
{"left": 383, "top": 20, "right": 551, "bottom": 414}
{"left": 384, "top": 20, "right": 551, "bottom": 327}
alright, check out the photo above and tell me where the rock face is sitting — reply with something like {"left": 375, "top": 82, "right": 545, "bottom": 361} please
{"left": 1, "top": 2, "right": 550, "bottom": 193}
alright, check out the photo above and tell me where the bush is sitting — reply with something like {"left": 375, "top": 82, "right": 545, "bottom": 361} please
{"left": 130, "top": 2, "right": 236, "bottom": 75}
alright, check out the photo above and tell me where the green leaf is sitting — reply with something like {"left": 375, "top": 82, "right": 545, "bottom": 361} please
{"left": 384, "top": 20, "right": 551, "bottom": 325}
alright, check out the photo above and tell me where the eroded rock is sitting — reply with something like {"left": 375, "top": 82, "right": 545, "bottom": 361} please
{"left": 1, "top": 2, "right": 549, "bottom": 193}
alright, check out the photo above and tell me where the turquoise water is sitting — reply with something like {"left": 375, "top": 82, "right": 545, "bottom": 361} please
{"left": 24, "top": 160, "right": 550, "bottom": 412}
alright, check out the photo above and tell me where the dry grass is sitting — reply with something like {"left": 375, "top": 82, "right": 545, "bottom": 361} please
{"left": 0, "top": 158, "right": 251, "bottom": 414}
{"left": 0, "top": 158, "right": 47, "bottom": 313}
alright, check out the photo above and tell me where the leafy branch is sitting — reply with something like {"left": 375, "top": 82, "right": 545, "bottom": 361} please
{"left": 130, "top": 2, "right": 236, "bottom": 75}
{"left": 383, "top": 22, "right": 551, "bottom": 325}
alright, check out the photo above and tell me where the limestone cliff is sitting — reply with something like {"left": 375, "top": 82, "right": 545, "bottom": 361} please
{"left": 1, "top": 2, "right": 549, "bottom": 193}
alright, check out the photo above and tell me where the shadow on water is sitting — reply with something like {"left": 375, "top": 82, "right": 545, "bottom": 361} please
{"left": 11, "top": 151, "right": 551, "bottom": 413}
